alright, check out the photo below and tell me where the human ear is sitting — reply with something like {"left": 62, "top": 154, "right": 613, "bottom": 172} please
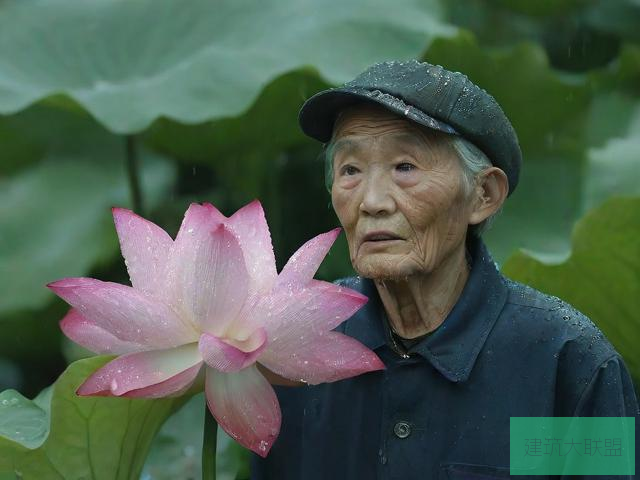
{"left": 468, "top": 167, "right": 509, "bottom": 225}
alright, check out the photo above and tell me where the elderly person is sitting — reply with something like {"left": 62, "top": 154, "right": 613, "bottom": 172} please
{"left": 251, "top": 60, "right": 639, "bottom": 479}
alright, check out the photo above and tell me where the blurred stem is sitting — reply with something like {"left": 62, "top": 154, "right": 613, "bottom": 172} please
{"left": 125, "top": 135, "right": 143, "bottom": 215}
{"left": 202, "top": 403, "right": 217, "bottom": 480}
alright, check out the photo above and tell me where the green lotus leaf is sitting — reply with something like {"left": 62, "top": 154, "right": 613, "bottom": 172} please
{"left": 503, "top": 197, "right": 640, "bottom": 384}
{"left": 0, "top": 0, "right": 455, "bottom": 134}
{"left": 143, "top": 69, "right": 329, "bottom": 162}
{"left": 615, "top": 45, "right": 640, "bottom": 91}
{"left": 487, "top": 0, "right": 588, "bottom": 17}
{"left": 481, "top": 0, "right": 640, "bottom": 44}
{"left": 0, "top": 357, "right": 186, "bottom": 479}
{"left": 0, "top": 120, "right": 43, "bottom": 175}
{"left": 0, "top": 301, "right": 69, "bottom": 397}
{"left": 0, "top": 106, "right": 175, "bottom": 316}
{"left": 583, "top": 93, "right": 639, "bottom": 149}
{"left": 141, "top": 70, "right": 330, "bottom": 206}
{"left": 582, "top": 0, "right": 640, "bottom": 43}
{"left": 583, "top": 101, "right": 640, "bottom": 212}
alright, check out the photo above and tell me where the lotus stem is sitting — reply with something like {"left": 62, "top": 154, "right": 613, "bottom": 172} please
{"left": 202, "top": 403, "right": 217, "bottom": 480}
{"left": 125, "top": 135, "right": 143, "bottom": 215}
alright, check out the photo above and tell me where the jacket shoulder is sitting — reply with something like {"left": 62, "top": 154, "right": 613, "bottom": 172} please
{"left": 501, "top": 278, "right": 618, "bottom": 358}
{"left": 500, "top": 277, "right": 626, "bottom": 413}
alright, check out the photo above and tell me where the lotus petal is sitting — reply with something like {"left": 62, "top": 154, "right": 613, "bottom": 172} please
{"left": 60, "top": 308, "right": 144, "bottom": 355}
{"left": 199, "top": 329, "right": 266, "bottom": 372}
{"left": 167, "top": 205, "right": 249, "bottom": 335}
{"left": 259, "top": 331, "right": 384, "bottom": 385}
{"left": 122, "top": 363, "right": 203, "bottom": 398}
{"left": 48, "top": 278, "right": 198, "bottom": 348}
{"left": 112, "top": 207, "right": 173, "bottom": 297}
{"left": 261, "top": 279, "right": 368, "bottom": 340}
{"left": 77, "top": 343, "right": 202, "bottom": 396}
{"left": 227, "top": 200, "right": 277, "bottom": 295}
{"left": 205, "top": 365, "right": 280, "bottom": 457}
{"left": 276, "top": 228, "right": 341, "bottom": 288}
{"left": 201, "top": 202, "right": 226, "bottom": 223}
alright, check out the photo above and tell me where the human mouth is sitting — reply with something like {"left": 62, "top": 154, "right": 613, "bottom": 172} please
{"left": 362, "top": 231, "right": 402, "bottom": 243}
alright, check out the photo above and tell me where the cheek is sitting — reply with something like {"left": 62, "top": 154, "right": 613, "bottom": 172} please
{"left": 331, "top": 188, "right": 348, "bottom": 222}
{"left": 331, "top": 188, "right": 358, "bottom": 242}
{"left": 405, "top": 183, "right": 469, "bottom": 245}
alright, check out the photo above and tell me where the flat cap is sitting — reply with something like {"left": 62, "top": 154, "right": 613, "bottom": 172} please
{"left": 298, "top": 60, "right": 522, "bottom": 195}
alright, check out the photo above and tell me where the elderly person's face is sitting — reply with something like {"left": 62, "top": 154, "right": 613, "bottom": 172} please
{"left": 331, "top": 104, "right": 485, "bottom": 280}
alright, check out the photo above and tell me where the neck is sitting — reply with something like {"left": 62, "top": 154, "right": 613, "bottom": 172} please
{"left": 374, "top": 245, "right": 470, "bottom": 339}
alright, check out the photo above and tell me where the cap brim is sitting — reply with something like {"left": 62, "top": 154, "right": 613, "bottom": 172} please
{"left": 298, "top": 86, "right": 459, "bottom": 143}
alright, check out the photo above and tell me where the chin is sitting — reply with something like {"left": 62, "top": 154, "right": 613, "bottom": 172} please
{"left": 353, "top": 255, "right": 422, "bottom": 280}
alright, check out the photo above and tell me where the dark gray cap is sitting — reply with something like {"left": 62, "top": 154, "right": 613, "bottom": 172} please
{"left": 298, "top": 60, "right": 522, "bottom": 195}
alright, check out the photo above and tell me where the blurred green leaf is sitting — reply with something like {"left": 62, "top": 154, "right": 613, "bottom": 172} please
{"left": 0, "top": 357, "right": 186, "bottom": 479}
{"left": 0, "top": 359, "right": 22, "bottom": 393}
{"left": 0, "top": 0, "right": 455, "bottom": 133}
{"left": 542, "top": 17, "right": 621, "bottom": 72}
{"left": 583, "top": 102, "right": 640, "bottom": 212}
{"left": 0, "top": 107, "right": 175, "bottom": 315}
{"left": 443, "top": 0, "right": 539, "bottom": 48}
{"left": 485, "top": 152, "right": 583, "bottom": 264}
{"left": 487, "top": 0, "right": 590, "bottom": 17}
{"left": 0, "top": 302, "right": 68, "bottom": 397}
{"left": 143, "top": 70, "right": 330, "bottom": 165}
{"left": 0, "top": 120, "right": 43, "bottom": 175}
{"left": 583, "top": 93, "right": 638, "bottom": 148}
{"left": 616, "top": 45, "right": 640, "bottom": 92}
{"left": 142, "top": 70, "right": 331, "bottom": 206}
{"left": 143, "top": 393, "right": 249, "bottom": 480}
{"left": 588, "top": 44, "right": 640, "bottom": 96}
{"left": 582, "top": 0, "right": 640, "bottom": 43}
{"left": 503, "top": 197, "right": 640, "bottom": 384}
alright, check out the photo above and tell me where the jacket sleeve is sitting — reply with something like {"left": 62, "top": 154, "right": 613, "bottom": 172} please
{"left": 562, "top": 355, "right": 639, "bottom": 480}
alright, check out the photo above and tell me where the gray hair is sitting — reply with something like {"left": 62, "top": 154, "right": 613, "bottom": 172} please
{"left": 322, "top": 131, "right": 499, "bottom": 237}
{"left": 448, "top": 136, "right": 498, "bottom": 237}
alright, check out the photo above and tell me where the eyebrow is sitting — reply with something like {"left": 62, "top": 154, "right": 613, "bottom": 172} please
{"left": 331, "top": 132, "right": 429, "bottom": 155}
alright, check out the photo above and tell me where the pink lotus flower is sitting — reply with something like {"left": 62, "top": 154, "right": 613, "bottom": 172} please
{"left": 47, "top": 201, "right": 384, "bottom": 456}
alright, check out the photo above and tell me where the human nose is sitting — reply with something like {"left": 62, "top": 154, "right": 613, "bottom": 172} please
{"left": 359, "top": 170, "right": 395, "bottom": 217}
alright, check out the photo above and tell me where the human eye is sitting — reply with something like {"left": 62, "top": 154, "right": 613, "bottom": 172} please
{"left": 395, "top": 162, "right": 416, "bottom": 172}
{"left": 340, "top": 164, "right": 360, "bottom": 176}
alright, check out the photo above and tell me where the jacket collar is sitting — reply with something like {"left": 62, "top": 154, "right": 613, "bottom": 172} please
{"left": 342, "top": 237, "right": 508, "bottom": 383}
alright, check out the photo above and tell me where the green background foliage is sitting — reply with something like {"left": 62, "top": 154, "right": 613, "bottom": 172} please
{"left": 0, "top": 0, "right": 638, "bottom": 478}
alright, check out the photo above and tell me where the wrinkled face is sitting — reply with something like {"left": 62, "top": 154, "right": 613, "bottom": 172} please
{"left": 330, "top": 104, "right": 475, "bottom": 280}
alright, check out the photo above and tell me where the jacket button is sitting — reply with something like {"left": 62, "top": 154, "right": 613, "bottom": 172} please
{"left": 393, "top": 421, "right": 411, "bottom": 438}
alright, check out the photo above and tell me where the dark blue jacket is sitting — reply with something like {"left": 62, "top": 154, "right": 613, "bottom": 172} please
{"left": 252, "top": 238, "right": 639, "bottom": 479}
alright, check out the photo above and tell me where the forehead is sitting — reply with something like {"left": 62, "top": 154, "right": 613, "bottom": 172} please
{"left": 331, "top": 103, "right": 443, "bottom": 151}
